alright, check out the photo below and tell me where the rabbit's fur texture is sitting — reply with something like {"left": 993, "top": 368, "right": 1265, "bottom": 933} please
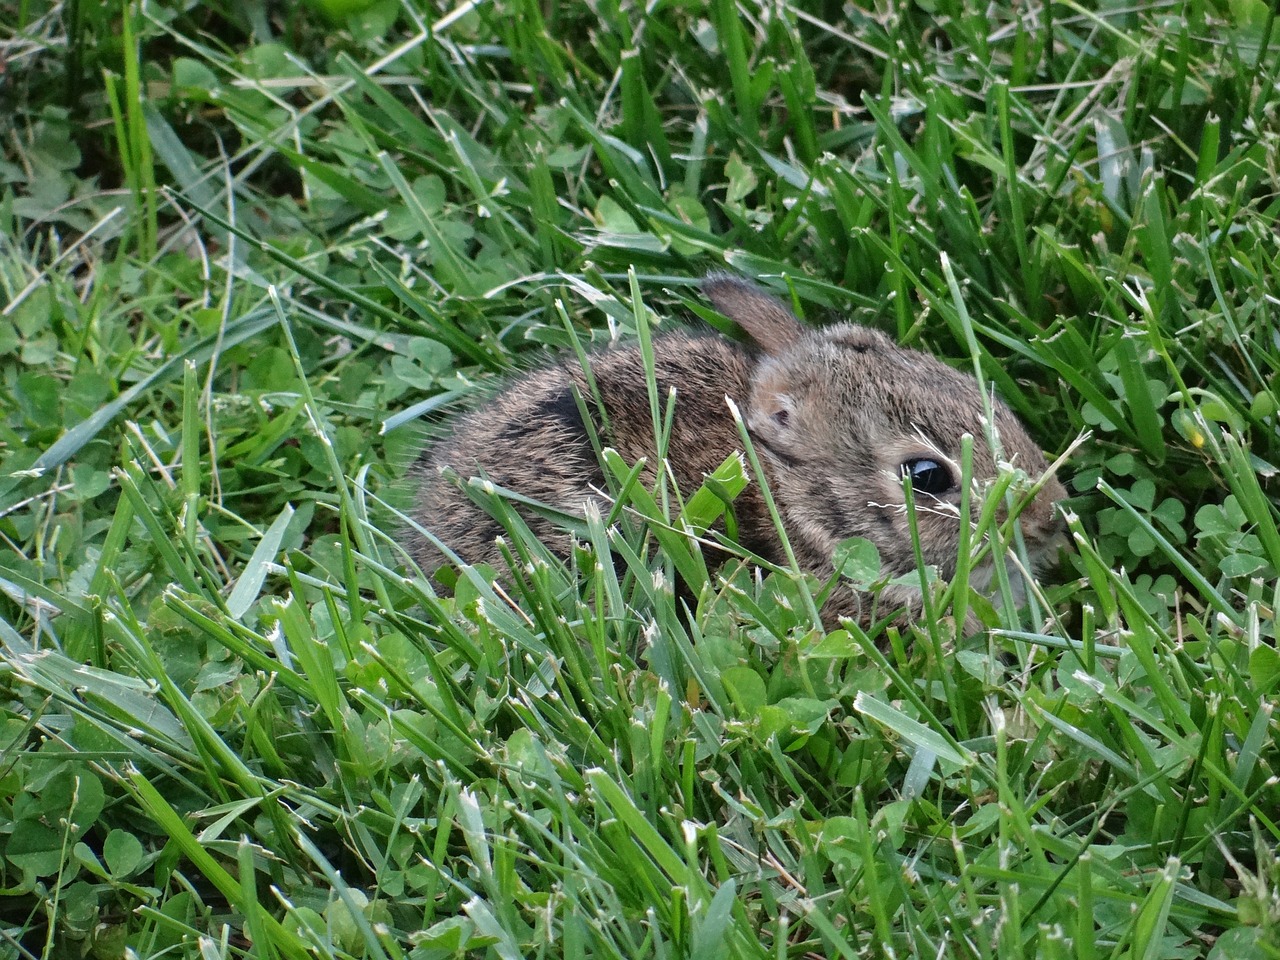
{"left": 411, "top": 276, "right": 1066, "bottom": 624}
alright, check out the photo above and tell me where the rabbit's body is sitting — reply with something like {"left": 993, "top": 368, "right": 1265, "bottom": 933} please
{"left": 412, "top": 331, "right": 778, "bottom": 572}
{"left": 411, "top": 276, "right": 1066, "bottom": 622}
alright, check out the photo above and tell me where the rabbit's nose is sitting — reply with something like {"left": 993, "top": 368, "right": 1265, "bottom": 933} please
{"left": 1024, "top": 476, "right": 1069, "bottom": 535}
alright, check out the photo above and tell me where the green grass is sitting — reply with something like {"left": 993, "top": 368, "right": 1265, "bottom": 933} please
{"left": 2, "top": 0, "right": 1280, "bottom": 957}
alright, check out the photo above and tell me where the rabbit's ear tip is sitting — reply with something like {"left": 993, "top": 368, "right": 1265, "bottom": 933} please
{"left": 701, "top": 273, "right": 756, "bottom": 302}
{"left": 702, "top": 276, "right": 805, "bottom": 354}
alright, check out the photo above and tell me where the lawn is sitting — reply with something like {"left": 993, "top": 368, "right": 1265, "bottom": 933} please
{"left": 2, "top": 0, "right": 1279, "bottom": 957}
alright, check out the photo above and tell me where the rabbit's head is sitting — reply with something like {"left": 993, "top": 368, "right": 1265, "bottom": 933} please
{"left": 704, "top": 275, "right": 1066, "bottom": 619}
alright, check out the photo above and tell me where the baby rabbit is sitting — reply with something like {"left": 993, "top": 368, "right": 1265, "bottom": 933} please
{"left": 411, "top": 275, "right": 1066, "bottom": 624}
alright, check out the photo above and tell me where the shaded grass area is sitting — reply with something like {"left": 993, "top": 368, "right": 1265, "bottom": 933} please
{"left": 2, "top": 0, "right": 1279, "bottom": 957}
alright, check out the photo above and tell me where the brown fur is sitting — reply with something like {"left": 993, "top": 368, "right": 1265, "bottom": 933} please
{"left": 411, "top": 276, "right": 1067, "bottom": 624}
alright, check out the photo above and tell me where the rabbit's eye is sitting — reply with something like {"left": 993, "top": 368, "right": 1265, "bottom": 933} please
{"left": 900, "top": 458, "right": 953, "bottom": 495}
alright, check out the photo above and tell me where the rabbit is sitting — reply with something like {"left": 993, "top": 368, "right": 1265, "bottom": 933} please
{"left": 409, "top": 275, "right": 1067, "bottom": 626}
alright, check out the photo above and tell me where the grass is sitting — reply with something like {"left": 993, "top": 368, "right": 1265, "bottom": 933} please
{"left": 2, "top": 0, "right": 1280, "bottom": 957}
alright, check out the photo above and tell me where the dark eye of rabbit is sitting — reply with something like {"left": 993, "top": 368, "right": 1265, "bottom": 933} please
{"left": 899, "top": 458, "right": 954, "bottom": 495}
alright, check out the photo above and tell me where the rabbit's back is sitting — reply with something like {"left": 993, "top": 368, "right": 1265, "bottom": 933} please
{"left": 411, "top": 330, "right": 768, "bottom": 572}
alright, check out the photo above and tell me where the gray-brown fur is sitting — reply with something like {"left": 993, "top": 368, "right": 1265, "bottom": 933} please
{"left": 411, "top": 275, "right": 1066, "bottom": 624}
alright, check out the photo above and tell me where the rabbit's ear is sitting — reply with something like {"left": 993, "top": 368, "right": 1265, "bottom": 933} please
{"left": 703, "top": 274, "right": 805, "bottom": 354}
